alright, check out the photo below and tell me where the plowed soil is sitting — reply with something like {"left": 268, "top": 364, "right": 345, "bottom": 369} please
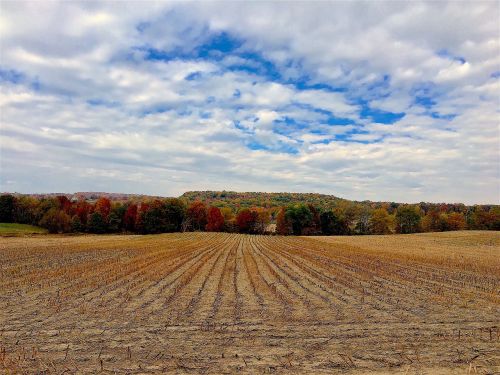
{"left": 1, "top": 231, "right": 499, "bottom": 374}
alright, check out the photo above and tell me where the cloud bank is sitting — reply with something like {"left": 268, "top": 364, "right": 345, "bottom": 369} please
{"left": 0, "top": 1, "right": 499, "bottom": 203}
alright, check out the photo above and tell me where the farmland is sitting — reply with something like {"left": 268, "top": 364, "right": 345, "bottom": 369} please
{"left": 1, "top": 231, "right": 499, "bottom": 374}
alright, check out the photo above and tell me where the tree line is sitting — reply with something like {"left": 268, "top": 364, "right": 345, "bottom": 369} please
{"left": 0, "top": 194, "right": 498, "bottom": 235}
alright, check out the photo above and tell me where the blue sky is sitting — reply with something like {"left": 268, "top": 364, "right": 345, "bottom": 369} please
{"left": 0, "top": 1, "right": 499, "bottom": 203}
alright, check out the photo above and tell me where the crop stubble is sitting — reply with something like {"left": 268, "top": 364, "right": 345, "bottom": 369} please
{"left": 0, "top": 231, "right": 499, "bottom": 373}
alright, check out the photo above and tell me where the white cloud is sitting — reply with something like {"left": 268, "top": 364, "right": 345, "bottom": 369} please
{"left": 0, "top": 1, "right": 498, "bottom": 203}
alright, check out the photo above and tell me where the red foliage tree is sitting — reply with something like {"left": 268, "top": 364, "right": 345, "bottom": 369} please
{"left": 135, "top": 202, "right": 150, "bottom": 232}
{"left": 57, "top": 196, "right": 72, "bottom": 214}
{"left": 124, "top": 204, "right": 138, "bottom": 232}
{"left": 205, "top": 206, "right": 224, "bottom": 232}
{"left": 75, "top": 200, "right": 91, "bottom": 224}
{"left": 187, "top": 201, "right": 207, "bottom": 231}
{"left": 94, "top": 197, "right": 111, "bottom": 220}
{"left": 236, "top": 208, "right": 257, "bottom": 233}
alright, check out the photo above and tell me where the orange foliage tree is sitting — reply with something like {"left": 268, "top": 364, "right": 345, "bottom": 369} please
{"left": 276, "top": 207, "right": 289, "bottom": 235}
{"left": 94, "top": 197, "right": 111, "bottom": 220}
{"left": 447, "top": 212, "right": 466, "bottom": 230}
{"left": 251, "top": 207, "right": 270, "bottom": 234}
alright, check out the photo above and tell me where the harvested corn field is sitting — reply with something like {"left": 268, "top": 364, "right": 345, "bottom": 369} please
{"left": 1, "top": 231, "right": 499, "bottom": 374}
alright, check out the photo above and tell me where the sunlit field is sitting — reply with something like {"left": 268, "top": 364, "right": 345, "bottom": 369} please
{"left": 1, "top": 231, "right": 499, "bottom": 373}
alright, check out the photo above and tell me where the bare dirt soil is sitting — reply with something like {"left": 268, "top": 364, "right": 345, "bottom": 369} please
{"left": 1, "top": 231, "right": 499, "bottom": 374}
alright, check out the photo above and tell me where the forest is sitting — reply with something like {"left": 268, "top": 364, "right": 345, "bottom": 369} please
{"left": 0, "top": 191, "right": 498, "bottom": 235}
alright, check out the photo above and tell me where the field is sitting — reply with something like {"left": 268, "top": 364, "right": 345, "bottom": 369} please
{"left": 1, "top": 231, "right": 499, "bottom": 374}
{"left": 0, "top": 223, "right": 47, "bottom": 236}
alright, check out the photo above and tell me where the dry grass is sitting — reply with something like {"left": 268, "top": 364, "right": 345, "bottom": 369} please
{"left": 0, "top": 231, "right": 499, "bottom": 374}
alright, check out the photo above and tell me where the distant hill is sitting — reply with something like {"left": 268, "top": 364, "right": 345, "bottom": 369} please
{"left": 181, "top": 190, "right": 355, "bottom": 211}
{"left": 6, "top": 192, "right": 166, "bottom": 202}
{"left": 6, "top": 190, "right": 495, "bottom": 212}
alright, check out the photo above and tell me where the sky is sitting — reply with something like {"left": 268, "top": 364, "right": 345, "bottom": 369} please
{"left": 0, "top": 1, "right": 499, "bottom": 204}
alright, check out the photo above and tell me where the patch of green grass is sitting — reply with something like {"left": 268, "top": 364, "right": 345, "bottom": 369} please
{"left": 0, "top": 223, "right": 48, "bottom": 236}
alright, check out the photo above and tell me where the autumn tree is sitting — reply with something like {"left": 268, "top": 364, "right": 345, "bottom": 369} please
{"left": 135, "top": 203, "right": 150, "bottom": 233}
{"left": 236, "top": 208, "right": 257, "bottom": 233}
{"left": 220, "top": 207, "right": 235, "bottom": 232}
{"left": 252, "top": 207, "right": 270, "bottom": 234}
{"left": 333, "top": 201, "right": 358, "bottom": 229}
{"left": 206, "top": 206, "right": 225, "bottom": 232}
{"left": 123, "top": 204, "right": 138, "bottom": 232}
{"left": 74, "top": 200, "right": 91, "bottom": 225}
{"left": 14, "top": 196, "right": 39, "bottom": 225}
{"left": 469, "top": 207, "right": 500, "bottom": 230}
{"left": 446, "top": 212, "right": 466, "bottom": 231}
{"left": 490, "top": 207, "right": 500, "bottom": 230}
{"left": 186, "top": 201, "right": 207, "bottom": 231}
{"left": 369, "top": 208, "right": 391, "bottom": 234}
{"left": 94, "top": 197, "right": 111, "bottom": 220}
{"left": 220, "top": 207, "right": 234, "bottom": 221}
{"left": 276, "top": 207, "right": 290, "bottom": 235}
{"left": 56, "top": 196, "right": 72, "bottom": 214}
{"left": 422, "top": 210, "right": 444, "bottom": 232}
{"left": 39, "top": 208, "right": 71, "bottom": 233}
{"left": 34, "top": 198, "right": 60, "bottom": 225}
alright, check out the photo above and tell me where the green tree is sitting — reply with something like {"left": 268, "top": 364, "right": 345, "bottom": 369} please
{"left": 35, "top": 198, "right": 60, "bottom": 224}
{"left": 285, "top": 204, "right": 312, "bottom": 235}
{"left": 0, "top": 194, "right": 16, "bottom": 222}
{"left": 395, "top": 205, "right": 421, "bottom": 234}
{"left": 88, "top": 212, "right": 107, "bottom": 234}
{"left": 14, "top": 196, "right": 39, "bottom": 225}
{"left": 164, "top": 198, "right": 186, "bottom": 232}
{"left": 320, "top": 211, "right": 349, "bottom": 235}
{"left": 71, "top": 215, "right": 84, "bottom": 232}
{"left": 141, "top": 201, "right": 167, "bottom": 234}
{"left": 110, "top": 203, "right": 127, "bottom": 231}
{"left": 108, "top": 212, "right": 121, "bottom": 232}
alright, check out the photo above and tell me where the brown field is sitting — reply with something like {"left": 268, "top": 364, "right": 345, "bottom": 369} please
{"left": 1, "top": 231, "right": 499, "bottom": 374}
